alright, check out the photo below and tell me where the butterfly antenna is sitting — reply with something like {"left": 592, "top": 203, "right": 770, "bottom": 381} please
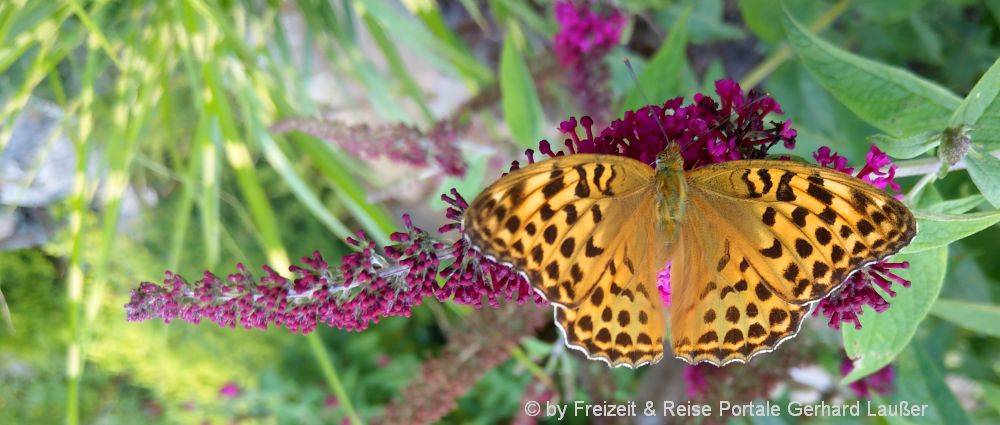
{"left": 624, "top": 57, "right": 672, "bottom": 143}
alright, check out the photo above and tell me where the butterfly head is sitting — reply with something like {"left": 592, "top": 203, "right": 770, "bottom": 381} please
{"left": 654, "top": 143, "right": 684, "bottom": 175}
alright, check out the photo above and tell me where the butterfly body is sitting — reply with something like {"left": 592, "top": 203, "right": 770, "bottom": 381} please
{"left": 653, "top": 145, "right": 688, "bottom": 240}
{"left": 463, "top": 145, "right": 916, "bottom": 368}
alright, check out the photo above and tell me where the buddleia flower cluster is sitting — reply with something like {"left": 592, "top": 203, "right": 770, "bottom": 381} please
{"left": 125, "top": 80, "right": 910, "bottom": 339}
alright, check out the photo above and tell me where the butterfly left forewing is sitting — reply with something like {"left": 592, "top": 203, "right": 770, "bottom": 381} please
{"left": 463, "top": 154, "right": 656, "bottom": 308}
{"left": 463, "top": 154, "right": 671, "bottom": 367}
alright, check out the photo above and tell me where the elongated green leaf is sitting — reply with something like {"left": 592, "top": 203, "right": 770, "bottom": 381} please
{"left": 870, "top": 131, "right": 941, "bottom": 159}
{"left": 930, "top": 299, "right": 1000, "bottom": 337}
{"left": 909, "top": 346, "right": 974, "bottom": 425}
{"left": 842, "top": 247, "right": 947, "bottom": 383}
{"left": 618, "top": 7, "right": 690, "bottom": 114}
{"left": 361, "top": 11, "right": 434, "bottom": 123}
{"left": 738, "top": 0, "right": 784, "bottom": 41}
{"left": 950, "top": 56, "right": 1000, "bottom": 127}
{"left": 656, "top": 1, "right": 743, "bottom": 43}
{"left": 500, "top": 25, "right": 545, "bottom": 148}
{"left": 924, "top": 194, "right": 985, "bottom": 214}
{"left": 358, "top": 0, "right": 492, "bottom": 87}
{"left": 906, "top": 209, "right": 1000, "bottom": 253}
{"left": 782, "top": 8, "right": 961, "bottom": 136}
{"left": 964, "top": 147, "right": 1000, "bottom": 208}
{"left": 857, "top": 0, "right": 928, "bottom": 23}
{"left": 949, "top": 56, "right": 1000, "bottom": 146}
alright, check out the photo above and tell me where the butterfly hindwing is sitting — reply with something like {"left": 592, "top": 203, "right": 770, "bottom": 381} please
{"left": 684, "top": 160, "right": 917, "bottom": 304}
{"left": 554, "top": 194, "right": 666, "bottom": 367}
{"left": 670, "top": 191, "right": 810, "bottom": 365}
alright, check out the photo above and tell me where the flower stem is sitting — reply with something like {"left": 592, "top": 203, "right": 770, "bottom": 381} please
{"left": 308, "top": 333, "right": 364, "bottom": 425}
{"left": 740, "top": 0, "right": 852, "bottom": 89}
{"left": 892, "top": 148, "right": 1000, "bottom": 177}
{"left": 509, "top": 345, "right": 555, "bottom": 389}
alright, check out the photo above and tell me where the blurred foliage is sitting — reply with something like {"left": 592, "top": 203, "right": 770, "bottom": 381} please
{"left": 0, "top": 0, "right": 998, "bottom": 424}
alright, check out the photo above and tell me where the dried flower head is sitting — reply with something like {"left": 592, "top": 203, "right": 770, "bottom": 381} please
{"left": 271, "top": 117, "right": 468, "bottom": 177}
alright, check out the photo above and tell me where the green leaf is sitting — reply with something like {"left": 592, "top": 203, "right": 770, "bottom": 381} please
{"left": 929, "top": 299, "right": 1000, "bottom": 337}
{"left": 737, "top": 0, "right": 784, "bottom": 42}
{"left": 906, "top": 209, "right": 1000, "bottom": 253}
{"left": 842, "top": 247, "right": 947, "bottom": 383}
{"left": 856, "top": 0, "right": 928, "bottom": 23}
{"left": 500, "top": 24, "right": 545, "bottom": 148}
{"left": 700, "top": 59, "right": 725, "bottom": 95}
{"left": 924, "top": 194, "right": 985, "bottom": 214}
{"left": 656, "top": 0, "right": 743, "bottom": 43}
{"left": 949, "top": 56, "right": 1000, "bottom": 146}
{"left": 908, "top": 345, "right": 974, "bottom": 425}
{"left": 964, "top": 147, "right": 1000, "bottom": 208}
{"left": 869, "top": 131, "right": 941, "bottom": 159}
{"left": 782, "top": 8, "right": 961, "bottom": 136}
{"left": 618, "top": 7, "right": 690, "bottom": 114}
{"left": 981, "top": 381, "right": 1000, "bottom": 415}
{"left": 360, "top": 11, "right": 434, "bottom": 123}
{"left": 357, "top": 0, "right": 492, "bottom": 87}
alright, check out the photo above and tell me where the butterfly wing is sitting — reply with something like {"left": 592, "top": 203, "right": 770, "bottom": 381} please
{"left": 670, "top": 190, "right": 811, "bottom": 365}
{"left": 685, "top": 160, "right": 916, "bottom": 303}
{"left": 669, "top": 160, "right": 916, "bottom": 365}
{"left": 463, "top": 154, "right": 669, "bottom": 367}
{"left": 463, "top": 154, "right": 657, "bottom": 307}
{"left": 554, "top": 191, "right": 667, "bottom": 367}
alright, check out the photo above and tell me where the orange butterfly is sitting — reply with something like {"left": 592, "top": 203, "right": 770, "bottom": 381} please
{"left": 462, "top": 143, "right": 916, "bottom": 367}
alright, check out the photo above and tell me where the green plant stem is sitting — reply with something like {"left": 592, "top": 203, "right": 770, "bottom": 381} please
{"left": 892, "top": 149, "right": 1000, "bottom": 201}
{"left": 509, "top": 345, "right": 555, "bottom": 389}
{"left": 307, "top": 333, "right": 364, "bottom": 425}
{"left": 740, "top": 0, "right": 852, "bottom": 89}
{"left": 893, "top": 148, "right": 1000, "bottom": 177}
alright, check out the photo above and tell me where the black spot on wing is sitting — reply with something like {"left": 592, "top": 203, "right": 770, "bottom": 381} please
{"left": 757, "top": 169, "right": 773, "bottom": 194}
{"left": 742, "top": 170, "right": 761, "bottom": 198}
{"left": 585, "top": 238, "right": 605, "bottom": 257}
{"left": 761, "top": 239, "right": 783, "bottom": 258}
{"left": 776, "top": 171, "right": 796, "bottom": 201}
{"left": 807, "top": 182, "right": 834, "bottom": 205}
{"left": 574, "top": 166, "right": 591, "bottom": 197}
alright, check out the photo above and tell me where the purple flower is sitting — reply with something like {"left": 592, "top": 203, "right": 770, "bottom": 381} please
{"left": 656, "top": 263, "right": 672, "bottom": 307}
{"left": 553, "top": 1, "right": 626, "bottom": 116}
{"left": 842, "top": 358, "right": 894, "bottom": 397}
{"left": 219, "top": 382, "right": 241, "bottom": 398}
{"left": 812, "top": 145, "right": 910, "bottom": 330}
{"left": 520, "top": 80, "right": 796, "bottom": 170}
{"left": 553, "top": 1, "right": 625, "bottom": 69}
{"left": 683, "top": 364, "right": 712, "bottom": 398}
{"left": 126, "top": 213, "right": 542, "bottom": 333}
{"left": 325, "top": 395, "right": 339, "bottom": 408}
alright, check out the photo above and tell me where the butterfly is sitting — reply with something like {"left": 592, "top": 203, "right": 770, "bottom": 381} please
{"left": 462, "top": 142, "right": 916, "bottom": 368}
